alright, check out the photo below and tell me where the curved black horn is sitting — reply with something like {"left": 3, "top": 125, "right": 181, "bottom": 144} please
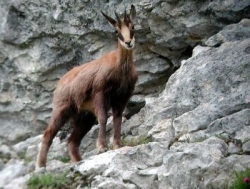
{"left": 130, "top": 5, "right": 136, "bottom": 20}
{"left": 124, "top": 8, "right": 128, "bottom": 22}
{"left": 102, "top": 11, "right": 116, "bottom": 27}
{"left": 115, "top": 11, "right": 121, "bottom": 26}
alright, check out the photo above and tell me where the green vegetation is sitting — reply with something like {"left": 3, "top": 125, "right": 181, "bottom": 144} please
{"left": 0, "top": 152, "right": 11, "bottom": 164}
{"left": 27, "top": 172, "right": 71, "bottom": 189}
{"left": 121, "top": 136, "right": 152, "bottom": 147}
{"left": 54, "top": 155, "right": 70, "bottom": 163}
{"left": 229, "top": 168, "right": 250, "bottom": 189}
{"left": 19, "top": 152, "right": 26, "bottom": 159}
{"left": 19, "top": 152, "right": 32, "bottom": 164}
{"left": 109, "top": 136, "right": 152, "bottom": 150}
{"left": 27, "top": 170, "right": 93, "bottom": 189}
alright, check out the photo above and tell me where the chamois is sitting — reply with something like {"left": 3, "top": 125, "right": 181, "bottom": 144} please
{"left": 36, "top": 5, "right": 138, "bottom": 168}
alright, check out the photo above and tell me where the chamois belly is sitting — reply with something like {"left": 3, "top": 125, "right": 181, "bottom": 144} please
{"left": 79, "top": 100, "right": 95, "bottom": 114}
{"left": 109, "top": 83, "right": 133, "bottom": 104}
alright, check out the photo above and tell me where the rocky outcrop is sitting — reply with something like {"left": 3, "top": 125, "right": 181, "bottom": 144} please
{"left": 0, "top": 0, "right": 250, "bottom": 189}
{"left": 69, "top": 18, "right": 250, "bottom": 189}
{"left": 1, "top": 0, "right": 249, "bottom": 144}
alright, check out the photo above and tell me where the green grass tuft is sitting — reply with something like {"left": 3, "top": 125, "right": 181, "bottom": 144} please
{"left": 229, "top": 168, "right": 250, "bottom": 189}
{"left": 54, "top": 156, "right": 70, "bottom": 163}
{"left": 121, "top": 136, "right": 152, "bottom": 147}
{"left": 27, "top": 172, "right": 71, "bottom": 189}
{"left": 19, "top": 152, "right": 32, "bottom": 164}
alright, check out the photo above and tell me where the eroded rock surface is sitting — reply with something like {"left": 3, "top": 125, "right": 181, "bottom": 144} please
{"left": 0, "top": 1, "right": 250, "bottom": 189}
{"left": 1, "top": 0, "right": 249, "bottom": 144}
{"left": 70, "top": 19, "right": 250, "bottom": 189}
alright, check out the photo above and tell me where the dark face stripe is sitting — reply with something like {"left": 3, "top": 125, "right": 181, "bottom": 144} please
{"left": 130, "top": 30, "right": 134, "bottom": 39}
{"left": 117, "top": 33, "right": 124, "bottom": 41}
{"left": 116, "top": 23, "right": 134, "bottom": 41}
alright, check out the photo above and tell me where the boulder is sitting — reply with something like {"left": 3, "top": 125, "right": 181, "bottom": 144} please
{"left": 75, "top": 142, "right": 168, "bottom": 189}
{"left": 0, "top": 159, "right": 32, "bottom": 188}
{"left": 158, "top": 138, "right": 250, "bottom": 189}
{"left": 73, "top": 138, "right": 249, "bottom": 189}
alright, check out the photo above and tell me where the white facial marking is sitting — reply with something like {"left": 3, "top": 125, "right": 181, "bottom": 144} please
{"left": 119, "top": 37, "right": 135, "bottom": 50}
{"left": 119, "top": 24, "right": 135, "bottom": 50}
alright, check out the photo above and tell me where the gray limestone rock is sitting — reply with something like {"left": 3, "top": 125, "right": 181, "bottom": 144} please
{"left": 0, "top": 159, "right": 32, "bottom": 188}
{"left": 158, "top": 138, "right": 250, "bottom": 189}
{"left": 0, "top": 1, "right": 250, "bottom": 189}
{"left": 1, "top": 0, "right": 249, "bottom": 144}
{"left": 206, "top": 19, "right": 250, "bottom": 47}
{"left": 75, "top": 142, "right": 168, "bottom": 188}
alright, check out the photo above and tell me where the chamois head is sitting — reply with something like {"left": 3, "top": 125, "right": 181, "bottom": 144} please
{"left": 102, "top": 5, "right": 136, "bottom": 50}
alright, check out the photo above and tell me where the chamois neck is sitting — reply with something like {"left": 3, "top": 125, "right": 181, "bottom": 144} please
{"left": 117, "top": 41, "right": 133, "bottom": 64}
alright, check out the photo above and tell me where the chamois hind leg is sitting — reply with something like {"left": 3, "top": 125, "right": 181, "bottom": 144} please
{"left": 36, "top": 104, "right": 71, "bottom": 168}
{"left": 67, "top": 112, "right": 96, "bottom": 163}
{"left": 94, "top": 92, "right": 108, "bottom": 154}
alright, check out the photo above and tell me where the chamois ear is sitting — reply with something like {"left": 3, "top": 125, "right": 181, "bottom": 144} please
{"left": 101, "top": 11, "right": 117, "bottom": 27}
{"left": 130, "top": 5, "right": 136, "bottom": 21}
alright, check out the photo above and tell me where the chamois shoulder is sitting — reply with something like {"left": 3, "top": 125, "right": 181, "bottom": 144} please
{"left": 58, "top": 50, "right": 117, "bottom": 85}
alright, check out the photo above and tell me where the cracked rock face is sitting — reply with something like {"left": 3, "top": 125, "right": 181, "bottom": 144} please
{"left": 68, "top": 19, "right": 250, "bottom": 189}
{"left": 0, "top": 1, "right": 250, "bottom": 189}
{"left": 0, "top": 0, "right": 249, "bottom": 144}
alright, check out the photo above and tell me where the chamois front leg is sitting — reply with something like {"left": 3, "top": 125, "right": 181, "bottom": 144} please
{"left": 94, "top": 92, "right": 108, "bottom": 154}
{"left": 112, "top": 108, "right": 123, "bottom": 149}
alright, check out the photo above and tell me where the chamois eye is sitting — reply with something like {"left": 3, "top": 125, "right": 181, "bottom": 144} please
{"left": 131, "top": 26, "right": 135, "bottom": 30}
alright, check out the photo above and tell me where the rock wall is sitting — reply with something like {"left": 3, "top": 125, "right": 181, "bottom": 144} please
{"left": 1, "top": 0, "right": 249, "bottom": 144}
{"left": 74, "top": 18, "right": 250, "bottom": 189}
{"left": 0, "top": 0, "right": 250, "bottom": 188}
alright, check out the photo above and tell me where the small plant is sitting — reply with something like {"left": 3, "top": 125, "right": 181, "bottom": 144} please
{"left": 27, "top": 172, "right": 71, "bottom": 189}
{"left": 229, "top": 168, "right": 250, "bottom": 189}
{"left": 121, "top": 136, "right": 152, "bottom": 147}
{"left": 54, "top": 156, "right": 70, "bottom": 163}
{"left": 19, "top": 152, "right": 32, "bottom": 164}
{"left": 19, "top": 152, "right": 26, "bottom": 159}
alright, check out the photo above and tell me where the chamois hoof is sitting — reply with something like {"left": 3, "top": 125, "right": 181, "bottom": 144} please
{"left": 97, "top": 147, "right": 108, "bottom": 154}
{"left": 113, "top": 144, "right": 122, "bottom": 150}
{"left": 34, "top": 166, "right": 46, "bottom": 174}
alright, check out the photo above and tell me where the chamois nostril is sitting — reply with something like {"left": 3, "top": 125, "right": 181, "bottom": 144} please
{"left": 125, "top": 41, "right": 131, "bottom": 45}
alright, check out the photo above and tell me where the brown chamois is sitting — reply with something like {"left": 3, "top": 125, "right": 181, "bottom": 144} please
{"left": 36, "top": 5, "right": 138, "bottom": 168}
